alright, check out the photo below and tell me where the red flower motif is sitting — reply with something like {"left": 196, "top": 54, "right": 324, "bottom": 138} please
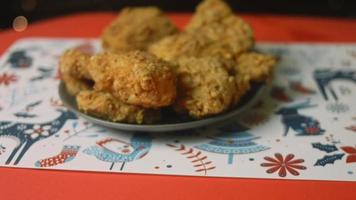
{"left": 261, "top": 153, "right": 307, "bottom": 177}
{"left": 345, "top": 125, "right": 356, "bottom": 132}
{"left": 304, "top": 126, "right": 321, "bottom": 135}
{"left": 340, "top": 146, "right": 356, "bottom": 163}
{"left": 0, "top": 72, "right": 18, "bottom": 86}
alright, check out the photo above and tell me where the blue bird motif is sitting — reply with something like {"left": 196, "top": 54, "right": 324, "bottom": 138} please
{"left": 84, "top": 134, "right": 152, "bottom": 170}
{"left": 0, "top": 109, "right": 77, "bottom": 165}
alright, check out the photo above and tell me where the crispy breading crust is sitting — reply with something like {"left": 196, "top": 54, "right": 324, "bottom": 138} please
{"left": 76, "top": 90, "right": 160, "bottom": 124}
{"left": 185, "top": 0, "right": 233, "bottom": 30}
{"left": 149, "top": 17, "right": 254, "bottom": 62}
{"left": 59, "top": 49, "right": 92, "bottom": 80}
{"left": 59, "top": 49, "right": 93, "bottom": 95}
{"left": 88, "top": 51, "right": 177, "bottom": 108}
{"left": 185, "top": 0, "right": 254, "bottom": 58}
{"left": 231, "top": 52, "right": 276, "bottom": 105}
{"left": 190, "top": 15, "right": 254, "bottom": 58}
{"left": 58, "top": 0, "right": 277, "bottom": 123}
{"left": 102, "top": 7, "right": 178, "bottom": 53}
{"left": 149, "top": 33, "right": 207, "bottom": 62}
{"left": 235, "top": 52, "right": 277, "bottom": 82}
{"left": 174, "top": 57, "right": 237, "bottom": 118}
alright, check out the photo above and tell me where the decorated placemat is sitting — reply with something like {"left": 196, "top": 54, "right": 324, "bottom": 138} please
{"left": 0, "top": 38, "right": 355, "bottom": 181}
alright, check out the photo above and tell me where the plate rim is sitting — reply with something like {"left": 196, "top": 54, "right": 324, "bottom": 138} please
{"left": 59, "top": 81, "right": 266, "bottom": 132}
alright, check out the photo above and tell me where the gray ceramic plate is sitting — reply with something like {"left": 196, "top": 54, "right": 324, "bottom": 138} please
{"left": 59, "top": 81, "right": 265, "bottom": 132}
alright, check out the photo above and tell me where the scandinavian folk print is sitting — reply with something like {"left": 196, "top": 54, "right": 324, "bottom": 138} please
{"left": 35, "top": 145, "right": 80, "bottom": 167}
{"left": 270, "top": 86, "right": 293, "bottom": 102}
{"left": 0, "top": 109, "right": 77, "bottom": 165}
{"left": 0, "top": 72, "right": 18, "bottom": 86}
{"left": 339, "top": 86, "right": 352, "bottom": 95}
{"left": 314, "top": 154, "right": 344, "bottom": 166}
{"left": 340, "top": 146, "right": 356, "bottom": 163}
{"left": 313, "top": 69, "right": 356, "bottom": 101}
{"left": 345, "top": 125, "right": 356, "bottom": 132}
{"left": 195, "top": 123, "right": 269, "bottom": 164}
{"left": 6, "top": 50, "right": 32, "bottom": 69}
{"left": 289, "top": 81, "right": 315, "bottom": 94}
{"left": 14, "top": 100, "right": 42, "bottom": 118}
{"left": 326, "top": 102, "right": 349, "bottom": 114}
{"left": 84, "top": 134, "right": 152, "bottom": 170}
{"left": 312, "top": 142, "right": 356, "bottom": 166}
{"left": 0, "top": 39, "right": 355, "bottom": 182}
{"left": 312, "top": 143, "right": 338, "bottom": 153}
{"left": 30, "top": 67, "right": 54, "bottom": 82}
{"left": 0, "top": 144, "right": 5, "bottom": 155}
{"left": 278, "top": 66, "right": 300, "bottom": 76}
{"left": 275, "top": 99, "right": 325, "bottom": 136}
{"left": 167, "top": 143, "right": 215, "bottom": 175}
{"left": 261, "top": 153, "right": 307, "bottom": 177}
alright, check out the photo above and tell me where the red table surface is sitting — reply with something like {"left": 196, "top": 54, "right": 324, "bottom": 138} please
{"left": 0, "top": 12, "right": 356, "bottom": 200}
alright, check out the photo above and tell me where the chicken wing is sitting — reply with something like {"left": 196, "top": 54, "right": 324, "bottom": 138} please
{"left": 59, "top": 49, "right": 93, "bottom": 95}
{"left": 76, "top": 90, "right": 160, "bottom": 124}
{"left": 149, "top": 33, "right": 208, "bottom": 62}
{"left": 88, "top": 51, "right": 177, "bottom": 108}
{"left": 149, "top": 17, "right": 253, "bottom": 63}
{"left": 173, "top": 57, "right": 236, "bottom": 118}
{"left": 185, "top": 0, "right": 254, "bottom": 58}
{"left": 185, "top": 0, "right": 233, "bottom": 31}
{"left": 235, "top": 52, "right": 277, "bottom": 82}
{"left": 102, "top": 7, "right": 178, "bottom": 53}
{"left": 231, "top": 52, "right": 276, "bottom": 105}
{"left": 59, "top": 49, "right": 92, "bottom": 80}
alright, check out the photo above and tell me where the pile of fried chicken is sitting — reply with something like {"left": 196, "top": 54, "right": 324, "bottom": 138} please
{"left": 59, "top": 0, "right": 277, "bottom": 124}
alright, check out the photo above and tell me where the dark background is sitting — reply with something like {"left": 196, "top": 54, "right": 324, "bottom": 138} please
{"left": 1, "top": 0, "right": 356, "bottom": 30}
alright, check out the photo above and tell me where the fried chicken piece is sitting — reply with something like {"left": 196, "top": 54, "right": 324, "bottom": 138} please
{"left": 184, "top": 0, "right": 254, "bottom": 58}
{"left": 102, "top": 7, "right": 178, "bottom": 53}
{"left": 193, "top": 16, "right": 254, "bottom": 58}
{"left": 185, "top": 0, "right": 233, "bottom": 30}
{"left": 235, "top": 52, "right": 277, "bottom": 82}
{"left": 59, "top": 49, "right": 92, "bottom": 80}
{"left": 150, "top": 16, "right": 253, "bottom": 62}
{"left": 88, "top": 51, "right": 177, "bottom": 108}
{"left": 149, "top": 32, "right": 237, "bottom": 69}
{"left": 174, "top": 57, "right": 236, "bottom": 118}
{"left": 230, "top": 52, "right": 276, "bottom": 106}
{"left": 76, "top": 90, "right": 160, "bottom": 124}
{"left": 149, "top": 33, "right": 208, "bottom": 62}
{"left": 59, "top": 49, "right": 93, "bottom": 95}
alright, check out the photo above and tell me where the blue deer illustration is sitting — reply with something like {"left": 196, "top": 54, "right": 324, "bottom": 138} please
{"left": 313, "top": 69, "right": 356, "bottom": 101}
{"left": 275, "top": 99, "right": 325, "bottom": 136}
{"left": 0, "top": 109, "right": 77, "bottom": 165}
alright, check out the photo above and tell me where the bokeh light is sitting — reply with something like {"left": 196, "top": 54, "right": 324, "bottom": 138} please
{"left": 12, "top": 16, "right": 28, "bottom": 32}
